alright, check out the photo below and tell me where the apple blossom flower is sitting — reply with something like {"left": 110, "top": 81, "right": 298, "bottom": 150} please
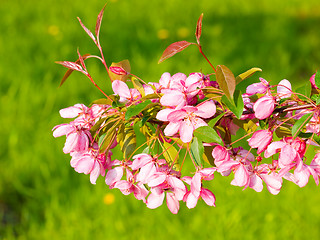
{"left": 157, "top": 100, "right": 216, "bottom": 143}
{"left": 182, "top": 172, "right": 216, "bottom": 209}
{"left": 70, "top": 147, "right": 109, "bottom": 184}
{"left": 52, "top": 123, "right": 92, "bottom": 154}
{"left": 246, "top": 77, "right": 269, "bottom": 96}
{"left": 146, "top": 166, "right": 187, "bottom": 214}
{"left": 112, "top": 80, "right": 141, "bottom": 103}
{"left": 113, "top": 169, "right": 149, "bottom": 202}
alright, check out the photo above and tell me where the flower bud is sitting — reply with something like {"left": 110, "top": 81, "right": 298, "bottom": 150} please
{"left": 253, "top": 95, "right": 275, "bottom": 120}
{"left": 309, "top": 73, "right": 318, "bottom": 89}
{"left": 109, "top": 66, "right": 128, "bottom": 75}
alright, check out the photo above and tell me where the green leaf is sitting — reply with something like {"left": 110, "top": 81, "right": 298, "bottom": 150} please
{"left": 91, "top": 98, "right": 113, "bottom": 106}
{"left": 190, "top": 137, "right": 204, "bottom": 167}
{"left": 313, "top": 94, "right": 320, "bottom": 105}
{"left": 298, "top": 132, "right": 313, "bottom": 139}
{"left": 313, "top": 134, "right": 320, "bottom": 145}
{"left": 291, "top": 112, "right": 313, "bottom": 138}
{"left": 161, "top": 141, "right": 179, "bottom": 170}
{"left": 119, "top": 126, "right": 137, "bottom": 159}
{"left": 315, "top": 71, "right": 320, "bottom": 89}
{"left": 216, "top": 65, "right": 236, "bottom": 100}
{"left": 131, "top": 77, "right": 145, "bottom": 97}
{"left": 193, "top": 126, "right": 223, "bottom": 145}
{"left": 125, "top": 100, "right": 152, "bottom": 120}
{"left": 295, "top": 82, "right": 311, "bottom": 101}
{"left": 235, "top": 67, "right": 262, "bottom": 85}
{"left": 99, "top": 130, "right": 117, "bottom": 153}
{"left": 221, "top": 89, "right": 244, "bottom": 119}
{"left": 208, "top": 112, "right": 226, "bottom": 128}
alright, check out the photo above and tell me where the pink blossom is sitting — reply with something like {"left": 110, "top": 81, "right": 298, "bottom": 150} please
{"left": 70, "top": 148, "right": 108, "bottom": 184}
{"left": 105, "top": 160, "right": 124, "bottom": 187}
{"left": 159, "top": 72, "right": 206, "bottom": 107}
{"left": 52, "top": 123, "right": 92, "bottom": 154}
{"left": 182, "top": 168, "right": 216, "bottom": 208}
{"left": 59, "top": 104, "right": 88, "bottom": 118}
{"left": 112, "top": 80, "right": 141, "bottom": 102}
{"left": 246, "top": 77, "right": 269, "bottom": 96}
{"left": 146, "top": 167, "right": 187, "bottom": 214}
{"left": 113, "top": 169, "right": 149, "bottom": 202}
{"left": 249, "top": 163, "right": 283, "bottom": 194}
{"left": 253, "top": 95, "right": 275, "bottom": 120}
{"left": 248, "top": 129, "right": 273, "bottom": 154}
{"left": 211, "top": 145, "right": 230, "bottom": 167}
{"left": 265, "top": 141, "right": 300, "bottom": 169}
{"left": 157, "top": 100, "right": 216, "bottom": 143}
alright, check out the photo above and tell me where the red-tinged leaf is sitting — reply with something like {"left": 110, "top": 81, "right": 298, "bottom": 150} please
{"left": 195, "top": 13, "right": 203, "bottom": 45}
{"left": 77, "top": 17, "right": 96, "bottom": 43}
{"left": 58, "top": 54, "right": 92, "bottom": 87}
{"left": 158, "top": 41, "right": 194, "bottom": 64}
{"left": 96, "top": 4, "right": 107, "bottom": 41}
{"left": 216, "top": 65, "right": 236, "bottom": 100}
{"left": 56, "top": 61, "right": 84, "bottom": 73}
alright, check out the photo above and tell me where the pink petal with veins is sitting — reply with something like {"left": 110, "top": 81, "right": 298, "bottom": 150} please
{"left": 112, "top": 80, "right": 131, "bottom": 99}
{"left": 164, "top": 122, "right": 181, "bottom": 136}
{"left": 195, "top": 100, "right": 216, "bottom": 118}
{"left": 166, "top": 192, "right": 179, "bottom": 214}
{"left": 179, "top": 118, "right": 194, "bottom": 143}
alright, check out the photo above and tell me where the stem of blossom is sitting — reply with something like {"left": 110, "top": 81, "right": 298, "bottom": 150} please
{"left": 128, "top": 136, "right": 157, "bottom": 160}
{"left": 86, "top": 72, "right": 113, "bottom": 101}
{"left": 230, "top": 131, "right": 254, "bottom": 146}
{"left": 273, "top": 108, "right": 312, "bottom": 130}
{"left": 198, "top": 44, "right": 216, "bottom": 73}
{"left": 157, "top": 137, "right": 181, "bottom": 170}
{"left": 179, "top": 147, "right": 189, "bottom": 174}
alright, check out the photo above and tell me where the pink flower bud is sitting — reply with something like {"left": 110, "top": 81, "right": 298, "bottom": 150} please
{"left": 277, "top": 79, "right": 292, "bottom": 99}
{"left": 109, "top": 66, "right": 128, "bottom": 75}
{"left": 253, "top": 95, "right": 275, "bottom": 120}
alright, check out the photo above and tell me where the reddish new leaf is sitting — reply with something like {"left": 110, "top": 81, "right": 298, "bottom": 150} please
{"left": 95, "top": 4, "right": 107, "bottom": 42}
{"left": 158, "top": 41, "right": 194, "bottom": 64}
{"left": 57, "top": 54, "right": 91, "bottom": 87}
{"left": 195, "top": 13, "right": 203, "bottom": 45}
{"left": 77, "top": 17, "right": 96, "bottom": 43}
{"left": 56, "top": 61, "right": 84, "bottom": 73}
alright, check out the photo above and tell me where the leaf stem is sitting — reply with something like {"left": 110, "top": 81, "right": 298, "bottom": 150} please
{"left": 198, "top": 45, "right": 216, "bottom": 73}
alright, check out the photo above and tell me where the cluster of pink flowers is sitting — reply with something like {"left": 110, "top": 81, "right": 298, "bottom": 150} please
{"left": 53, "top": 6, "right": 320, "bottom": 214}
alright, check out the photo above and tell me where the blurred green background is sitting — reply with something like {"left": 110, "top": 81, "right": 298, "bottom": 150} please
{"left": 1, "top": 0, "right": 320, "bottom": 239}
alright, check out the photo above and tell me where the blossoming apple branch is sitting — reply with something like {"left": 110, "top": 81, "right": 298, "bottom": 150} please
{"left": 53, "top": 5, "right": 320, "bottom": 214}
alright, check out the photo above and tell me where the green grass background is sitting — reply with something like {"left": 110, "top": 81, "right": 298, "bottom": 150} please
{"left": 1, "top": 0, "right": 320, "bottom": 239}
